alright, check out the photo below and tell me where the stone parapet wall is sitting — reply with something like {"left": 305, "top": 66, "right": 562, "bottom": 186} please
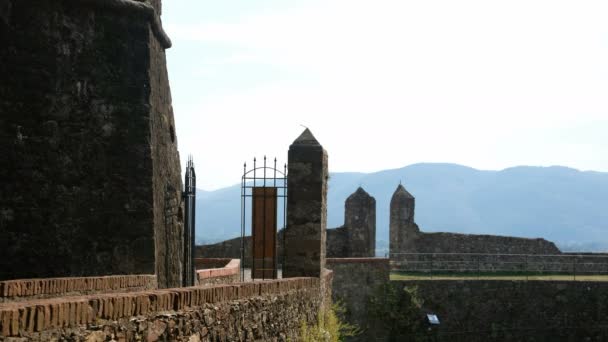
{"left": 391, "top": 253, "right": 608, "bottom": 275}
{"left": 196, "top": 259, "right": 240, "bottom": 286}
{"left": 0, "top": 275, "right": 157, "bottom": 303}
{"left": 410, "top": 232, "right": 561, "bottom": 255}
{"left": 0, "top": 277, "right": 322, "bottom": 339}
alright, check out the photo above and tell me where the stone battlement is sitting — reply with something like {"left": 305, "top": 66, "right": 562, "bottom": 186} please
{"left": 0, "top": 276, "right": 321, "bottom": 337}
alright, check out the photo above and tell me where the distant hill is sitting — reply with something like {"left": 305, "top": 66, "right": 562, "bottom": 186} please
{"left": 196, "top": 163, "right": 608, "bottom": 253}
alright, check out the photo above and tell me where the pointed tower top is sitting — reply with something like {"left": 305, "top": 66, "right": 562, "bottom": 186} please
{"left": 348, "top": 186, "right": 371, "bottom": 198}
{"left": 392, "top": 183, "right": 414, "bottom": 199}
{"left": 292, "top": 128, "right": 321, "bottom": 146}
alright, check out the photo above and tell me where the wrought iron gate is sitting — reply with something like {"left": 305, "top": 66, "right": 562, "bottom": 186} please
{"left": 241, "top": 157, "right": 287, "bottom": 281}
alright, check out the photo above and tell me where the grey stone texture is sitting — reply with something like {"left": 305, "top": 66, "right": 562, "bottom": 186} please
{"left": 327, "top": 187, "right": 376, "bottom": 257}
{"left": 387, "top": 280, "right": 608, "bottom": 341}
{"left": 0, "top": 0, "right": 184, "bottom": 288}
{"left": 389, "top": 183, "right": 560, "bottom": 258}
{"left": 389, "top": 184, "right": 420, "bottom": 256}
{"left": 326, "top": 258, "right": 390, "bottom": 342}
{"left": 283, "top": 129, "right": 328, "bottom": 278}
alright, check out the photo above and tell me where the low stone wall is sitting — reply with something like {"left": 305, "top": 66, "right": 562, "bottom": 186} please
{"left": 0, "top": 277, "right": 325, "bottom": 340}
{"left": 391, "top": 253, "right": 608, "bottom": 275}
{"left": 196, "top": 259, "right": 240, "bottom": 286}
{"left": 403, "top": 232, "right": 560, "bottom": 255}
{"left": 326, "top": 258, "right": 390, "bottom": 341}
{"left": 383, "top": 280, "right": 608, "bottom": 341}
{"left": 0, "top": 275, "right": 157, "bottom": 303}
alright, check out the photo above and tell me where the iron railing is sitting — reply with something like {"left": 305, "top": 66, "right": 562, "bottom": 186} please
{"left": 390, "top": 252, "right": 608, "bottom": 280}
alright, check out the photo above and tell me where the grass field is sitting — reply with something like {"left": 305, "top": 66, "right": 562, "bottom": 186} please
{"left": 390, "top": 272, "right": 608, "bottom": 281}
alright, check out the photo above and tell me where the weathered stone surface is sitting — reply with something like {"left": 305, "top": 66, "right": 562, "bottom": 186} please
{"left": 283, "top": 129, "right": 328, "bottom": 278}
{"left": 389, "top": 183, "right": 560, "bottom": 259}
{"left": 0, "top": 0, "right": 184, "bottom": 287}
{"left": 326, "top": 258, "right": 389, "bottom": 342}
{"left": 327, "top": 188, "right": 376, "bottom": 258}
{"left": 0, "top": 276, "right": 331, "bottom": 341}
{"left": 389, "top": 184, "right": 419, "bottom": 256}
{"left": 387, "top": 280, "right": 608, "bottom": 341}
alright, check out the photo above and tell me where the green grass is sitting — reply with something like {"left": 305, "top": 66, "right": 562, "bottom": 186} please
{"left": 390, "top": 271, "right": 608, "bottom": 281}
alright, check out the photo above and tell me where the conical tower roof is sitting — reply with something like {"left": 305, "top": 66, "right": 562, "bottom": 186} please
{"left": 346, "top": 187, "right": 374, "bottom": 201}
{"left": 392, "top": 183, "right": 414, "bottom": 200}
{"left": 291, "top": 128, "right": 320, "bottom": 146}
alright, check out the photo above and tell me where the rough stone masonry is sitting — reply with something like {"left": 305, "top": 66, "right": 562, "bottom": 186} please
{"left": 389, "top": 183, "right": 560, "bottom": 257}
{"left": 0, "top": 0, "right": 185, "bottom": 288}
{"left": 283, "top": 129, "right": 328, "bottom": 278}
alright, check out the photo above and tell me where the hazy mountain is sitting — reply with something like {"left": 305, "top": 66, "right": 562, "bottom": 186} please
{"left": 195, "top": 163, "right": 608, "bottom": 252}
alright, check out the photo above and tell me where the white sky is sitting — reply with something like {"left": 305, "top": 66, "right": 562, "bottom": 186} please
{"left": 163, "top": 0, "right": 608, "bottom": 190}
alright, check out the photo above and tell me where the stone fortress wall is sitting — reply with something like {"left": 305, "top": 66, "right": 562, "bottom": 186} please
{"left": 389, "top": 184, "right": 561, "bottom": 257}
{"left": 0, "top": 0, "right": 184, "bottom": 288}
{"left": 0, "top": 0, "right": 336, "bottom": 336}
{"left": 0, "top": 128, "right": 335, "bottom": 341}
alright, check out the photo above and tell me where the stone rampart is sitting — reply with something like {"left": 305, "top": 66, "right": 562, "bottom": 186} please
{"left": 0, "top": 276, "right": 329, "bottom": 340}
{"left": 0, "top": 275, "right": 156, "bottom": 303}
{"left": 406, "top": 232, "right": 560, "bottom": 255}
{"left": 391, "top": 253, "right": 608, "bottom": 274}
{"left": 326, "top": 258, "right": 390, "bottom": 341}
{"left": 385, "top": 280, "right": 608, "bottom": 341}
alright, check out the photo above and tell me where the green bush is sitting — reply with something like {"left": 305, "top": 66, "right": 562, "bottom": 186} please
{"left": 368, "top": 284, "right": 429, "bottom": 341}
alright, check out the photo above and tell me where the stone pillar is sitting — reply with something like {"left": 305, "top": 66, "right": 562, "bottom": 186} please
{"left": 389, "top": 184, "right": 418, "bottom": 256}
{"left": 283, "top": 129, "right": 328, "bottom": 278}
{"left": 344, "top": 187, "right": 376, "bottom": 257}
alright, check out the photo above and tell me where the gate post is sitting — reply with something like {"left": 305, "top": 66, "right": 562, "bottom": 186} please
{"left": 283, "top": 129, "right": 328, "bottom": 278}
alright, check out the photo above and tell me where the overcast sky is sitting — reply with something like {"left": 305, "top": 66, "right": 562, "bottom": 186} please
{"left": 163, "top": 0, "right": 608, "bottom": 190}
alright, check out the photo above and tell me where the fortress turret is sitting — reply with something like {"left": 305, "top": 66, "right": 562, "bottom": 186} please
{"left": 344, "top": 187, "right": 376, "bottom": 257}
{"left": 390, "top": 183, "right": 419, "bottom": 255}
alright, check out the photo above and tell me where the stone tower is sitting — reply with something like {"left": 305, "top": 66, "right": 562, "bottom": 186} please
{"left": 389, "top": 184, "right": 419, "bottom": 256}
{"left": 0, "top": 0, "right": 184, "bottom": 288}
{"left": 344, "top": 187, "right": 376, "bottom": 257}
{"left": 283, "top": 129, "right": 328, "bottom": 278}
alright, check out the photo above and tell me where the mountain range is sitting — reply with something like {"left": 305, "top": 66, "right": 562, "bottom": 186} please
{"left": 196, "top": 163, "right": 608, "bottom": 253}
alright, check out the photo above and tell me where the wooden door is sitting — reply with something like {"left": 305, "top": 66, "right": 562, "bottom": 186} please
{"left": 252, "top": 187, "right": 277, "bottom": 279}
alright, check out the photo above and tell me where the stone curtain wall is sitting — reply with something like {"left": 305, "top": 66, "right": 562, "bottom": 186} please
{"left": 406, "top": 232, "right": 560, "bottom": 255}
{"left": 0, "top": 275, "right": 156, "bottom": 303}
{"left": 326, "top": 258, "right": 390, "bottom": 342}
{"left": 0, "top": 277, "right": 329, "bottom": 340}
{"left": 0, "top": 0, "right": 184, "bottom": 287}
{"left": 389, "top": 184, "right": 561, "bottom": 259}
{"left": 391, "top": 253, "right": 608, "bottom": 275}
{"left": 386, "top": 280, "right": 608, "bottom": 341}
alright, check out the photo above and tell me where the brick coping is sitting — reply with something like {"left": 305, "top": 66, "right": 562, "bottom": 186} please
{"left": 0, "top": 277, "right": 321, "bottom": 337}
{"left": 196, "top": 259, "right": 240, "bottom": 280}
{"left": 0, "top": 275, "right": 157, "bottom": 299}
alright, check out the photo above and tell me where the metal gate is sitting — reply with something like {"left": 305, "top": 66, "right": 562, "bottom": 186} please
{"left": 183, "top": 156, "right": 196, "bottom": 286}
{"left": 241, "top": 157, "right": 287, "bottom": 281}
